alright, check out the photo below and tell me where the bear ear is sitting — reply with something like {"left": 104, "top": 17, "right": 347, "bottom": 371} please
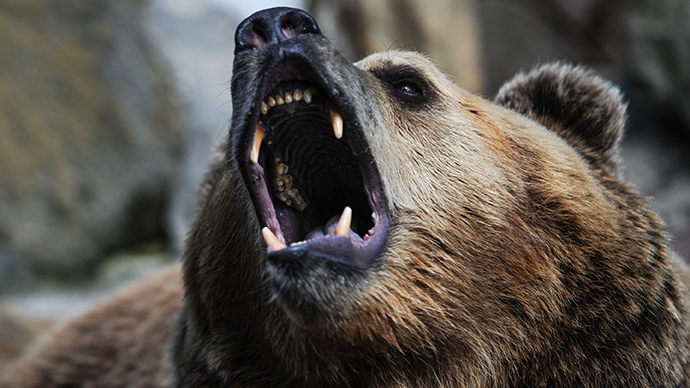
{"left": 494, "top": 63, "right": 627, "bottom": 173}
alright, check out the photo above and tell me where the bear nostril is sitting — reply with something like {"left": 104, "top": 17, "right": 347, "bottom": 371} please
{"left": 235, "top": 19, "right": 270, "bottom": 52}
{"left": 235, "top": 7, "right": 321, "bottom": 54}
{"left": 281, "top": 22, "right": 299, "bottom": 40}
{"left": 279, "top": 10, "right": 320, "bottom": 39}
{"left": 250, "top": 24, "right": 268, "bottom": 48}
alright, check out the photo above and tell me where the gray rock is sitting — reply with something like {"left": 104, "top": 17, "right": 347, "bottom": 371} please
{"left": 145, "top": 0, "right": 238, "bottom": 253}
{"left": 0, "top": 0, "right": 183, "bottom": 276}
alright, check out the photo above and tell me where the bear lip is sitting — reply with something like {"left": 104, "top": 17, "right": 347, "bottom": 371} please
{"left": 240, "top": 46, "right": 389, "bottom": 269}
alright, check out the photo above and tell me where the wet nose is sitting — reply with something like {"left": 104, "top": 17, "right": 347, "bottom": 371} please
{"left": 235, "top": 7, "right": 321, "bottom": 54}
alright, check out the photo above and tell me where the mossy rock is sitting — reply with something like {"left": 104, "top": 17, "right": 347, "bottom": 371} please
{"left": 0, "top": 0, "right": 182, "bottom": 277}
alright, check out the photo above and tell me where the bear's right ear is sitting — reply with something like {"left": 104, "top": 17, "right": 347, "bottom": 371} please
{"left": 494, "top": 63, "right": 627, "bottom": 173}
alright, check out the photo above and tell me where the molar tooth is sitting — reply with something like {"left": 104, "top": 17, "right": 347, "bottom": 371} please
{"left": 275, "top": 186, "right": 307, "bottom": 211}
{"left": 287, "top": 188, "right": 307, "bottom": 211}
{"left": 261, "top": 101, "right": 268, "bottom": 115}
{"left": 250, "top": 124, "right": 264, "bottom": 164}
{"left": 275, "top": 95, "right": 285, "bottom": 105}
{"left": 303, "top": 88, "right": 313, "bottom": 104}
{"left": 273, "top": 174, "right": 293, "bottom": 192}
{"left": 293, "top": 195, "right": 306, "bottom": 209}
{"left": 293, "top": 89, "right": 303, "bottom": 101}
{"left": 262, "top": 227, "right": 286, "bottom": 251}
{"left": 274, "top": 163, "right": 289, "bottom": 176}
{"left": 329, "top": 103, "right": 344, "bottom": 139}
{"left": 267, "top": 96, "right": 276, "bottom": 107}
{"left": 284, "top": 92, "right": 293, "bottom": 104}
{"left": 276, "top": 191, "right": 290, "bottom": 203}
{"left": 335, "top": 206, "right": 352, "bottom": 236}
{"left": 274, "top": 178, "right": 285, "bottom": 191}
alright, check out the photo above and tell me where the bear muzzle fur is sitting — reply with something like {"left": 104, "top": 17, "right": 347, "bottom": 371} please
{"left": 232, "top": 9, "right": 393, "bottom": 319}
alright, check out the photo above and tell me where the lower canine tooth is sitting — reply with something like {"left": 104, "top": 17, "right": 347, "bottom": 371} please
{"left": 262, "top": 227, "right": 286, "bottom": 251}
{"left": 329, "top": 104, "right": 344, "bottom": 139}
{"left": 261, "top": 101, "right": 268, "bottom": 115}
{"left": 250, "top": 124, "right": 264, "bottom": 164}
{"left": 335, "top": 206, "right": 352, "bottom": 236}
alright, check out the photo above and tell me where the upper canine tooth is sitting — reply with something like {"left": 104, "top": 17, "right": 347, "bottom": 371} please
{"left": 284, "top": 92, "right": 293, "bottom": 104}
{"left": 267, "top": 96, "right": 276, "bottom": 107}
{"left": 329, "top": 104, "right": 344, "bottom": 139}
{"left": 303, "top": 88, "right": 313, "bottom": 104}
{"left": 262, "top": 227, "right": 286, "bottom": 251}
{"left": 293, "top": 89, "right": 303, "bottom": 101}
{"left": 250, "top": 124, "right": 264, "bottom": 164}
{"left": 275, "top": 95, "right": 284, "bottom": 105}
{"left": 335, "top": 206, "right": 352, "bottom": 236}
{"left": 261, "top": 101, "right": 268, "bottom": 115}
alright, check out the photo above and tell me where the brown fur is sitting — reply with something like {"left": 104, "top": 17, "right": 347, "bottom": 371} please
{"left": 0, "top": 266, "right": 181, "bottom": 387}
{"left": 2, "top": 7, "right": 689, "bottom": 388}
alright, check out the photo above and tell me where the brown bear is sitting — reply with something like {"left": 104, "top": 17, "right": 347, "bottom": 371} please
{"left": 1, "top": 7, "right": 689, "bottom": 388}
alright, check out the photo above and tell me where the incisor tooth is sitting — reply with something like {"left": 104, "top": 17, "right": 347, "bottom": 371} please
{"left": 262, "top": 227, "right": 286, "bottom": 250}
{"left": 293, "top": 89, "right": 302, "bottom": 101}
{"left": 267, "top": 96, "right": 276, "bottom": 107}
{"left": 334, "top": 206, "right": 352, "bottom": 236}
{"left": 275, "top": 95, "right": 284, "bottom": 105}
{"left": 284, "top": 92, "right": 293, "bottom": 104}
{"left": 329, "top": 104, "right": 344, "bottom": 139}
{"left": 303, "top": 88, "right": 313, "bottom": 104}
{"left": 250, "top": 124, "right": 264, "bottom": 164}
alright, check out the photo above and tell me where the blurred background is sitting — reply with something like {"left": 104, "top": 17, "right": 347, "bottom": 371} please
{"left": 1, "top": 0, "right": 688, "bottom": 368}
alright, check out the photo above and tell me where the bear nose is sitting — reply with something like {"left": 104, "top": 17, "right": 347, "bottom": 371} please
{"left": 235, "top": 7, "right": 321, "bottom": 54}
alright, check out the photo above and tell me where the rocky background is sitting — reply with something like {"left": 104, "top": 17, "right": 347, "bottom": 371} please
{"left": 0, "top": 0, "right": 688, "bottom": 369}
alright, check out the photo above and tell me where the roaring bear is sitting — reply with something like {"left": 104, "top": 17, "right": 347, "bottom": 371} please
{"left": 2, "top": 7, "right": 689, "bottom": 388}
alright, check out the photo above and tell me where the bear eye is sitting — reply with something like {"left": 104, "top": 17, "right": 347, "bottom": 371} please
{"left": 388, "top": 76, "right": 430, "bottom": 107}
{"left": 395, "top": 81, "right": 422, "bottom": 97}
{"left": 369, "top": 64, "right": 437, "bottom": 109}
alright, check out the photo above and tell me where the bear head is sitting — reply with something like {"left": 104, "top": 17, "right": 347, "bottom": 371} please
{"left": 173, "top": 7, "right": 687, "bottom": 387}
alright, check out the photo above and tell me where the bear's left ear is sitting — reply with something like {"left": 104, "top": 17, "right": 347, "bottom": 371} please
{"left": 494, "top": 63, "right": 627, "bottom": 173}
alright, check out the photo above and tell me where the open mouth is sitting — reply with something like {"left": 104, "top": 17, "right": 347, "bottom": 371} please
{"left": 242, "top": 56, "right": 389, "bottom": 269}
